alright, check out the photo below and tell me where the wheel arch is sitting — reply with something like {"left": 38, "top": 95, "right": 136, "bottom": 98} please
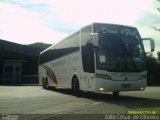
{"left": 71, "top": 74, "right": 80, "bottom": 90}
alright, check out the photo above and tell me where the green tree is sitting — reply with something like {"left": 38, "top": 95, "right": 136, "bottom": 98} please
{"left": 157, "top": 51, "right": 160, "bottom": 63}
{"left": 146, "top": 53, "right": 158, "bottom": 73}
{"left": 158, "top": 0, "right": 160, "bottom": 12}
{"left": 27, "top": 42, "right": 52, "bottom": 52}
{"left": 146, "top": 53, "right": 159, "bottom": 85}
{"left": 153, "top": 0, "right": 160, "bottom": 31}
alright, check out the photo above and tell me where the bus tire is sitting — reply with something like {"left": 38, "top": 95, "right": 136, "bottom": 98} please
{"left": 72, "top": 76, "right": 80, "bottom": 97}
{"left": 113, "top": 91, "right": 119, "bottom": 97}
{"left": 45, "top": 77, "right": 49, "bottom": 90}
{"left": 42, "top": 77, "right": 45, "bottom": 89}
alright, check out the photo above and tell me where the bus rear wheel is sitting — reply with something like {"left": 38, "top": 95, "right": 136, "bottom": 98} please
{"left": 72, "top": 77, "right": 80, "bottom": 97}
{"left": 42, "top": 77, "right": 45, "bottom": 89}
{"left": 44, "top": 77, "right": 49, "bottom": 90}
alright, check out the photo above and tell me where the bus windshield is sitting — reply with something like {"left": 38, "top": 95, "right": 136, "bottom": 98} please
{"left": 96, "top": 29, "right": 146, "bottom": 72}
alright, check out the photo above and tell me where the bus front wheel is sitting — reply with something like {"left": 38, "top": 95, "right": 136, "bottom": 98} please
{"left": 72, "top": 77, "right": 80, "bottom": 97}
{"left": 113, "top": 91, "right": 119, "bottom": 97}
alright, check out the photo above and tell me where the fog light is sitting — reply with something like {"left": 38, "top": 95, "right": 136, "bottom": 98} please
{"left": 141, "top": 87, "right": 144, "bottom": 91}
{"left": 100, "top": 88, "right": 104, "bottom": 91}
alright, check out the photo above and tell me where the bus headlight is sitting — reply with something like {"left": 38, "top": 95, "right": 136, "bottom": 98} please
{"left": 138, "top": 74, "right": 147, "bottom": 80}
{"left": 100, "top": 88, "right": 104, "bottom": 91}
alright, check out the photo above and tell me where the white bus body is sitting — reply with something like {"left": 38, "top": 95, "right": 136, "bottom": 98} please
{"left": 39, "top": 23, "right": 154, "bottom": 96}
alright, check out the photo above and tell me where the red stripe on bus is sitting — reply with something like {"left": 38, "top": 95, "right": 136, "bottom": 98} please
{"left": 41, "top": 65, "right": 58, "bottom": 85}
{"left": 51, "top": 70, "right": 58, "bottom": 85}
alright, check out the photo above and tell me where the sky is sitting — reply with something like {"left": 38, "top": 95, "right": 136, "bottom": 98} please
{"left": 0, "top": 0, "right": 160, "bottom": 54}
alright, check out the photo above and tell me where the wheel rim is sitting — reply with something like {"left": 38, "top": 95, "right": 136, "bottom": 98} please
{"left": 72, "top": 77, "right": 80, "bottom": 96}
{"left": 73, "top": 80, "right": 76, "bottom": 92}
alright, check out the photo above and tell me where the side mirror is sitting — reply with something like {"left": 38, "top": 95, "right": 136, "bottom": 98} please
{"left": 142, "top": 38, "right": 155, "bottom": 53}
{"left": 90, "top": 33, "right": 99, "bottom": 47}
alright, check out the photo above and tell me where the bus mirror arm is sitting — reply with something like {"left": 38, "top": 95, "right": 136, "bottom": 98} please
{"left": 90, "top": 33, "right": 99, "bottom": 47}
{"left": 142, "top": 38, "right": 155, "bottom": 53}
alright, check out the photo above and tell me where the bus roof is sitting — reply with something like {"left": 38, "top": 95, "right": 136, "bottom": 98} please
{"left": 40, "top": 22, "right": 137, "bottom": 55}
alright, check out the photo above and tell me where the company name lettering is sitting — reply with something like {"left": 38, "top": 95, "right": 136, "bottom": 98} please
{"left": 51, "top": 59, "right": 66, "bottom": 68}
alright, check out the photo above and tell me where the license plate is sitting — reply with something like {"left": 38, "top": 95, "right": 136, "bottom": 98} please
{"left": 121, "top": 84, "right": 131, "bottom": 88}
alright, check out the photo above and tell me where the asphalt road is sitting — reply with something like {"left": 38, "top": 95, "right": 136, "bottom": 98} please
{"left": 0, "top": 86, "right": 159, "bottom": 120}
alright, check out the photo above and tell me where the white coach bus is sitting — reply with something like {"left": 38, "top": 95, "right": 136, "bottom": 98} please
{"left": 39, "top": 23, "right": 155, "bottom": 96}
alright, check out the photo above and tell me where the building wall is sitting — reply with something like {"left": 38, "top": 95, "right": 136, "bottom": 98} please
{"left": 0, "top": 40, "right": 39, "bottom": 85}
{"left": 22, "top": 60, "right": 39, "bottom": 84}
{"left": 0, "top": 61, "right": 3, "bottom": 84}
{"left": 3, "top": 61, "right": 22, "bottom": 84}
{"left": 0, "top": 60, "right": 39, "bottom": 85}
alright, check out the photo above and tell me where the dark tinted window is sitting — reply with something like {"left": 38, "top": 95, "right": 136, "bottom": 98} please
{"left": 5, "top": 66, "right": 13, "bottom": 72}
{"left": 40, "top": 32, "right": 80, "bottom": 64}
{"left": 81, "top": 25, "right": 95, "bottom": 73}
